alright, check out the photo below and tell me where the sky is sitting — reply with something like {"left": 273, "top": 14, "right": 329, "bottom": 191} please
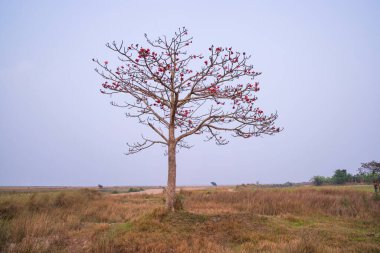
{"left": 0, "top": 0, "right": 379, "bottom": 186}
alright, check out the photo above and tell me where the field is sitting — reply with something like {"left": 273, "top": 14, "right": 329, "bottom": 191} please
{"left": 0, "top": 185, "right": 379, "bottom": 253}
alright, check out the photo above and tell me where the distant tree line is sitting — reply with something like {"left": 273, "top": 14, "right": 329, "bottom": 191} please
{"left": 311, "top": 160, "right": 380, "bottom": 186}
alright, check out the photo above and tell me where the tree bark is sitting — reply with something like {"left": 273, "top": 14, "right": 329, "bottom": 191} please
{"left": 166, "top": 108, "right": 176, "bottom": 211}
{"left": 167, "top": 68, "right": 177, "bottom": 211}
{"left": 166, "top": 135, "right": 176, "bottom": 211}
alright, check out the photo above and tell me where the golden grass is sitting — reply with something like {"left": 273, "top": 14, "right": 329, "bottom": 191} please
{"left": 0, "top": 186, "right": 379, "bottom": 252}
{"left": 185, "top": 187, "right": 379, "bottom": 217}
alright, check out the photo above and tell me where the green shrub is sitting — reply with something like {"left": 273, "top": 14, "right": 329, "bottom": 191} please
{"left": 127, "top": 187, "right": 144, "bottom": 193}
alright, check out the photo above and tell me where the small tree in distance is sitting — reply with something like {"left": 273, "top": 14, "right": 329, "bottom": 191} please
{"left": 311, "top": 176, "right": 330, "bottom": 186}
{"left": 358, "top": 161, "right": 380, "bottom": 176}
{"left": 93, "top": 27, "right": 281, "bottom": 211}
{"left": 332, "top": 169, "right": 350, "bottom": 185}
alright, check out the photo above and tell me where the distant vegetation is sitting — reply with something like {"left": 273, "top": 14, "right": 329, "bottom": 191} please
{"left": 127, "top": 187, "right": 144, "bottom": 193}
{"left": 99, "top": 187, "right": 145, "bottom": 194}
{"left": 311, "top": 160, "right": 380, "bottom": 186}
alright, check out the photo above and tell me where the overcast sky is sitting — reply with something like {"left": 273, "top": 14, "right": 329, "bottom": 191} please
{"left": 1, "top": 0, "right": 379, "bottom": 186}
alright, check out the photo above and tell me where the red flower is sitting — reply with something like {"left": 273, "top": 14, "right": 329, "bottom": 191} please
{"left": 104, "top": 61, "right": 108, "bottom": 65}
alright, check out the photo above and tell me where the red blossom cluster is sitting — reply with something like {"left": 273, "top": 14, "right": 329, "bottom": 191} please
{"left": 138, "top": 48, "right": 150, "bottom": 58}
{"left": 101, "top": 81, "right": 126, "bottom": 92}
{"left": 157, "top": 64, "right": 171, "bottom": 73}
{"left": 208, "top": 84, "right": 219, "bottom": 94}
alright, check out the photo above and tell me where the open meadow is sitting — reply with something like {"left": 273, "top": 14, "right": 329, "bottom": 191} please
{"left": 0, "top": 185, "right": 379, "bottom": 253}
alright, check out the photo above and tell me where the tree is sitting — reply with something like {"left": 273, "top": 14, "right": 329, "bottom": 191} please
{"left": 358, "top": 161, "right": 380, "bottom": 176}
{"left": 311, "top": 176, "right": 330, "bottom": 186}
{"left": 93, "top": 27, "right": 281, "bottom": 211}
{"left": 332, "top": 169, "right": 348, "bottom": 185}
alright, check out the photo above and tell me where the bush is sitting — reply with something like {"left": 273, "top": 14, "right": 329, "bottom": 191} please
{"left": 128, "top": 187, "right": 144, "bottom": 193}
{"left": 312, "top": 176, "right": 326, "bottom": 186}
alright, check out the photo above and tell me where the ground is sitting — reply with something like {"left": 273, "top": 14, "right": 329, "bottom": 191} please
{"left": 0, "top": 185, "right": 379, "bottom": 252}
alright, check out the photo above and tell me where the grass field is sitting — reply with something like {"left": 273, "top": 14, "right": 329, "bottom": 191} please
{"left": 0, "top": 185, "right": 379, "bottom": 252}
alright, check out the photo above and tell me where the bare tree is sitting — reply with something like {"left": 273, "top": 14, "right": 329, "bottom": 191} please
{"left": 93, "top": 27, "right": 281, "bottom": 211}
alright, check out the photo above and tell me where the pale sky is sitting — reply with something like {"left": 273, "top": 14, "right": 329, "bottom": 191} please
{"left": 1, "top": 0, "right": 379, "bottom": 186}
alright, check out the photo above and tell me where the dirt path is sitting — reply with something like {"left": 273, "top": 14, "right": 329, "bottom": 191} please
{"left": 128, "top": 188, "right": 164, "bottom": 195}
{"left": 109, "top": 186, "right": 212, "bottom": 196}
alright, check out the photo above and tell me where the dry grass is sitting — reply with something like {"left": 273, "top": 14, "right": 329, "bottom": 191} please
{"left": 184, "top": 187, "right": 379, "bottom": 217}
{"left": 0, "top": 186, "right": 379, "bottom": 252}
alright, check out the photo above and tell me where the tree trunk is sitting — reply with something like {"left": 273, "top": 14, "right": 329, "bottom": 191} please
{"left": 166, "top": 140, "right": 176, "bottom": 211}
{"left": 166, "top": 115, "right": 176, "bottom": 211}
{"left": 167, "top": 83, "right": 177, "bottom": 211}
